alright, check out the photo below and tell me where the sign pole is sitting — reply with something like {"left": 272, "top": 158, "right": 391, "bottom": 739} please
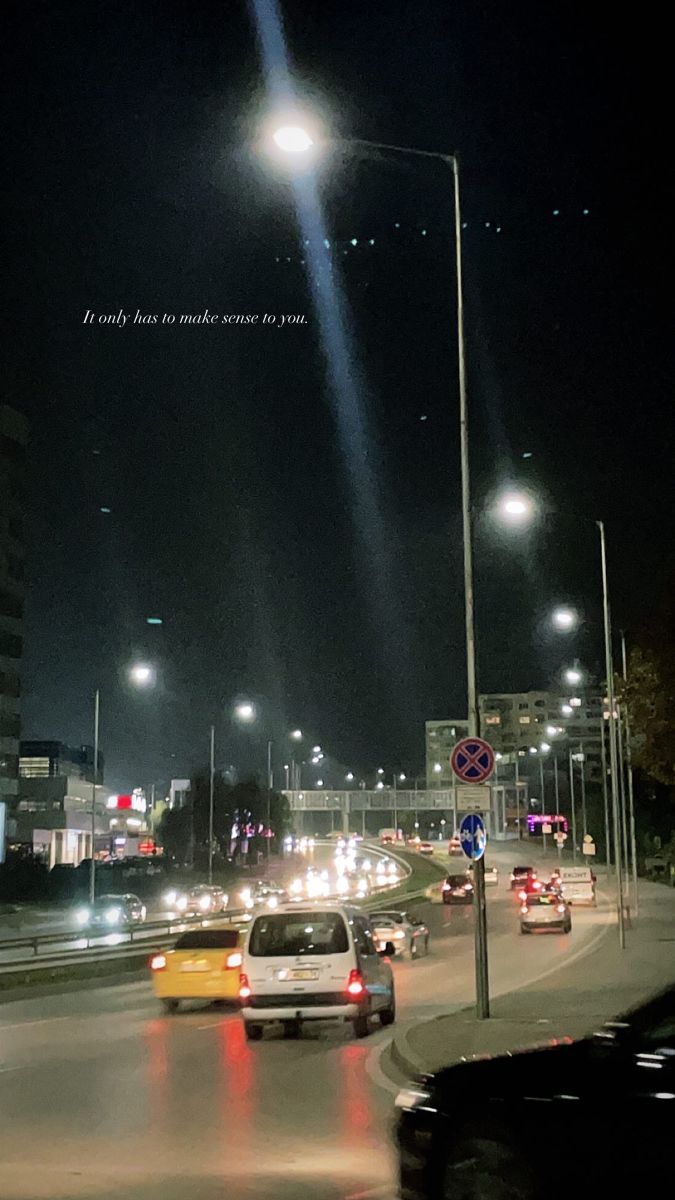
{"left": 451, "top": 737, "right": 493, "bottom": 1020}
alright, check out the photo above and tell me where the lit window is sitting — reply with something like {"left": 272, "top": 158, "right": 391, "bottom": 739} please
{"left": 519, "top": 716, "right": 531, "bottom": 724}
{"left": 485, "top": 715, "right": 501, "bottom": 725}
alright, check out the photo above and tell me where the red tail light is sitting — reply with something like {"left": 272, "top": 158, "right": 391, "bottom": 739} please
{"left": 346, "top": 968, "right": 365, "bottom": 998}
{"left": 518, "top": 890, "right": 527, "bottom": 901}
{"left": 520, "top": 906, "right": 528, "bottom": 915}
{"left": 239, "top": 972, "right": 252, "bottom": 1000}
{"left": 149, "top": 953, "right": 167, "bottom": 971}
{"left": 225, "top": 951, "right": 242, "bottom": 970}
{"left": 442, "top": 882, "right": 450, "bottom": 891}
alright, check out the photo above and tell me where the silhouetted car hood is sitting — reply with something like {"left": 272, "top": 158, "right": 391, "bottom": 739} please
{"left": 429, "top": 1038, "right": 592, "bottom": 1105}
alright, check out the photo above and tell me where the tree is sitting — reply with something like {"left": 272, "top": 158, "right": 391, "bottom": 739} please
{"left": 158, "top": 805, "right": 193, "bottom": 864}
{"left": 622, "top": 644, "right": 675, "bottom": 787}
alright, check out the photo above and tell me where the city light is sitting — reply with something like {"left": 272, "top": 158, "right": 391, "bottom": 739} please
{"left": 376, "top": 781, "right": 384, "bottom": 790}
{"left": 376, "top": 767, "right": 384, "bottom": 776}
{"left": 398, "top": 772, "right": 406, "bottom": 781}
{"left": 312, "top": 745, "right": 321, "bottom": 754}
{"left": 345, "top": 772, "right": 354, "bottom": 782}
{"left": 540, "top": 742, "right": 551, "bottom": 753}
{"left": 234, "top": 701, "right": 256, "bottom": 723}
{"left": 433, "top": 762, "right": 442, "bottom": 773}
{"left": 529, "top": 747, "right": 538, "bottom": 755}
{"left": 552, "top": 606, "right": 578, "bottom": 631}
{"left": 129, "top": 663, "right": 154, "bottom": 687}
{"left": 290, "top": 729, "right": 303, "bottom": 741}
{"left": 564, "top": 668, "right": 583, "bottom": 686}
{"left": 496, "top": 490, "right": 535, "bottom": 525}
{"left": 561, "top": 704, "right": 573, "bottom": 716}
{"left": 272, "top": 125, "right": 314, "bottom": 153}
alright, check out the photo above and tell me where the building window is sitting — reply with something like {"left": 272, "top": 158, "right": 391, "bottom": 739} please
{"left": 19, "top": 756, "right": 51, "bottom": 778}
{"left": 534, "top": 700, "right": 545, "bottom": 708}
{"left": 0, "top": 670, "right": 20, "bottom": 698}
{"left": 0, "top": 632, "right": 22, "bottom": 659}
{"left": 518, "top": 703, "right": 528, "bottom": 710}
{"left": 0, "top": 589, "right": 23, "bottom": 620}
{"left": 519, "top": 716, "right": 531, "bottom": 724}
{"left": 0, "top": 713, "right": 20, "bottom": 739}
{"left": 484, "top": 715, "right": 501, "bottom": 725}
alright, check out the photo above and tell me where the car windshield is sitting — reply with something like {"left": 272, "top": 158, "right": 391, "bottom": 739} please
{"left": 249, "top": 911, "right": 349, "bottom": 957}
{"left": 447, "top": 875, "right": 468, "bottom": 886}
{"left": 94, "top": 895, "right": 125, "bottom": 908}
{"left": 175, "top": 930, "right": 239, "bottom": 950}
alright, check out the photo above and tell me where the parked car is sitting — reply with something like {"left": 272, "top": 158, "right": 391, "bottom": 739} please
{"left": 466, "top": 863, "right": 499, "bottom": 886}
{"left": 395, "top": 984, "right": 675, "bottom": 1197}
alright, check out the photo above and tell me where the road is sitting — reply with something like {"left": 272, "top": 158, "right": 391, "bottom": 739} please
{"left": 0, "top": 843, "right": 614, "bottom": 1200}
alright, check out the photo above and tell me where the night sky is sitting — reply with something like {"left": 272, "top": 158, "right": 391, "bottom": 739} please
{"left": 4, "top": 1, "right": 673, "bottom": 790}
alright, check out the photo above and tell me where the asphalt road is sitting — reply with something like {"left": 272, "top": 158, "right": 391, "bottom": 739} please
{"left": 0, "top": 844, "right": 614, "bottom": 1200}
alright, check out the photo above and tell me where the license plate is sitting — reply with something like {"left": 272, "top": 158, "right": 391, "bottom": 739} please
{"left": 280, "top": 968, "right": 319, "bottom": 981}
{"left": 180, "top": 962, "right": 209, "bottom": 973}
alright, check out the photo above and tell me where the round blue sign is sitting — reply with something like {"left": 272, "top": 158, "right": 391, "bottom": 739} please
{"left": 459, "top": 813, "right": 487, "bottom": 861}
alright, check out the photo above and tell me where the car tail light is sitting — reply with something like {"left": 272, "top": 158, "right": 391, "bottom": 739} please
{"left": 346, "top": 968, "right": 365, "bottom": 998}
{"left": 520, "top": 906, "right": 528, "bottom": 915}
{"left": 442, "top": 882, "right": 450, "bottom": 891}
{"left": 225, "top": 951, "right": 242, "bottom": 969}
{"left": 519, "top": 890, "right": 527, "bottom": 901}
{"left": 557, "top": 904, "right": 566, "bottom": 914}
{"left": 239, "top": 972, "right": 252, "bottom": 1000}
{"left": 149, "top": 953, "right": 166, "bottom": 971}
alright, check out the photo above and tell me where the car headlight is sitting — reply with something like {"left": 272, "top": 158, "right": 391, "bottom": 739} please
{"left": 105, "top": 908, "right": 122, "bottom": 925}
{"left": 163, "top": 889, "right": 178, "bottom": 907}
{"left": 75, "top": 907, "right": 90, "bottom": 926}
{"left": 267, "top": 895, "right": 278, "bottom": 909}
{"left": 395, "top": 1086, "right": 433, "bottom": 1110}
{"left": 175, "top": 896, "right": 188, "bottom": 912}
{"left": 199, "top": 895, "right": 211, "bottom": 911}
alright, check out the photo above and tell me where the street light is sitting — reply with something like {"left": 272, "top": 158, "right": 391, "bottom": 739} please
{"left": 90, "top": 663, "right": 156, "bottom": 904}
{"left": 290, "top": 729, "right": 303, "bottom": 741}
{"left": 234, "top": 701, "right": 256, "bottom": 723}
{"left": 398, "top": 772, "right": 406, "bottom": 782}
{"left": 376, "top": 767, "right": 384, "bottom": 776}
{"left": 561, "top": 704, "right": 573, "bottom": 716}
{"left": 564, "top": 668, "right": 583, "bottom": 686}
{"left": 552, "top": 607, "right": 578, "bottom": 631}
{"left": 496, "top": 491, "right": 535, "bottom": 524}
{"left": 268, "top": 118, "right": 489, "bottom": 1017}
{"left": 345, "top": 772, "right": 354, "bottom": 782}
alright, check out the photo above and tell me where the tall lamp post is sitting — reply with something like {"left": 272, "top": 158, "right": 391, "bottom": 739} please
{"left": 89, "top": 662, "right": 156, "bottom": 905}
{"left": 269, "top": 122, "right": 487, "bottom": 1016}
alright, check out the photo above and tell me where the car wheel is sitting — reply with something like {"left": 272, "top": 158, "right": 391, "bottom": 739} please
{"left": 353, "top": 1011, "right": 370, "bottom": 1038}
{"left": 380, "top": 992, "right": 396, "bottom": 1027}
{"left": 520, "top": 926, "right": 530, "bottom": 935}
{"left": 410, "top": 938, "right": 418, "bottom": 959}
{"left": 161, "top": 999, "right": 179, "bottom": 1014}
{"left": 244, "top": 1022, "right": 263, "bottom": 1041}
{"left": 564, "top": 921, "right": 571, "bottom": 934}
{"left": 282, "top": 1019, "right": 301, "bottom": 1038}
{"left": 443, "top": 1133, "right": 537, "bottom": 1199}
{"left": 425, "top": 935, "right": 430, "bottom": 954}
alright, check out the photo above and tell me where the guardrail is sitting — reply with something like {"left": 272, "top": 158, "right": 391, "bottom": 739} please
{"left": 0, "top": 842, "right": 424, "bottom": 976}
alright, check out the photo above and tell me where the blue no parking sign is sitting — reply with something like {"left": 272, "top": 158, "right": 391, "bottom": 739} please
{"left": 459, "top": 813, "right": 487, "bottom": 861}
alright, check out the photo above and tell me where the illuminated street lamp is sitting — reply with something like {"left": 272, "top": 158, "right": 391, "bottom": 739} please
{"left": 290, "top": 729, "right": 303, "bottom": 741}
{"left": 267, "top": 114, "right": 490, "bottom": 1014}
{"left": 496, "top": 491, "right": 535, "bottom": 525}
{"left": 561, "top": 703, "right": 573, "bottom": 716}
{"left": 564, "top": 667, "right": 583, "bottom": 686}
{"left": 345, "top": 772, "right": 354, "bottom": 782}
{"left": 552, "top": 606, "right": 578, "bottom": 631}
{"left": 129, "top": 662, "right": 154, "bottom": 687}
{"left": 234, "top": 700, "right": 257, "bottom": 723}
{"left": 376, "top": 767, "right": 384, "bottom": 776}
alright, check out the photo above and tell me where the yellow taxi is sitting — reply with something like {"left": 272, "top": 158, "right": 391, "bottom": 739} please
{"left": 149, "top": 927, "right": 244, "bottom": 1013}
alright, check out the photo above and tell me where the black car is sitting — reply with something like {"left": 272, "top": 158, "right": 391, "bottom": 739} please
{"left": 509, "top": 865, "right": 536, "bottom": 890}
{"left": 441, "top": 874, "right": 473, "bottom": 905}
{"left": 395, "top": 984, "right": 675, "bottom": 1198}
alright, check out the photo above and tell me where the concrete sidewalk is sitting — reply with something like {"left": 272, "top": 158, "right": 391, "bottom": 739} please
{"left": 390, "top": 874, "right": 675, "bottom": 1080}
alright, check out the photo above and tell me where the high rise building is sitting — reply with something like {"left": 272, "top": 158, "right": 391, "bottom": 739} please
{"left": 425, "top": 719, "right": 469, "bottom": 789}
{"left": 0, "top": 404, "right": 28, "bottom": 810}
{"left": 19, "top": 740, "right": 103, "bottom": 783}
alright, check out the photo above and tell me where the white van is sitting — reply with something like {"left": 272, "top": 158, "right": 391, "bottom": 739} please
{"left": 240, "top": 903, "right": 395, "bottom": 1041}
{"left": 559, "top": 866, "right": 596, "bottom": 906}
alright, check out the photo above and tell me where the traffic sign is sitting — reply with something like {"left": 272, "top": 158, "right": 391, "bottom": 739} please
{"left": 455, "top": 784, "right": 492, "bottom": 813}
{"left": 451, "top": 737, "right": 495, "bottom": 784}
{"left": 582, "top": 841, "right": 596, "bottom": 856}
{"left": 459, "top": 813, "right": 487, "bottom": 861}
{"left": 542, "top": 824, "right": 552, "bottom": 835}
{"left": 554, "top": 831, "right": 567, "bottom": 843}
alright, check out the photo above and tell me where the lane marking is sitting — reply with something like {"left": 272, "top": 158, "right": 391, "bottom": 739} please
{"left": 0, "top": 1016, "right": 72, "bottom": 1031}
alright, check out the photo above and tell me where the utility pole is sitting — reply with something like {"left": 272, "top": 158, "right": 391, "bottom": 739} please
{"left": 621, "top": 632, "right": 639, "bottom": 917}
{"left": 89, "top": 689, "right": 100, "bottom": 905}
{"left": 208, "top": 725, "right": 215, "bottom": 885}
{"left": 598, "top": 519, "right": 625, "bottom": 949}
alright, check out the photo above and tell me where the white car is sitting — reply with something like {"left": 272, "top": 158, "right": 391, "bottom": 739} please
{"left": 520, "top": 890, "right": 572, "bottom": 934}
{"left": 240, "top": 904, "right": 395, "bottom": 1040}
{"left": 369, "top": 910, "right": 430, "bottom": 958}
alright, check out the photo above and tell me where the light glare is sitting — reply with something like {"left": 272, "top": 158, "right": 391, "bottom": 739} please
{"left": 272, "top": 125, "right": 314, "bottom": 153}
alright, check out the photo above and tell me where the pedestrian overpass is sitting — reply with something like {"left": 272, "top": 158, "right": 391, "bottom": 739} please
{"left": 283, "top": 788, "right": 511, "bottom": 838}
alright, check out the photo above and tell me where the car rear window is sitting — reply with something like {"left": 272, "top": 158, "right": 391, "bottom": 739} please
{"left": 174, "top": 930, "right": 239, "bottom": 950}
{"left": 447, "top": 875, "right": 467, "bottom": 886}
{"left": 526, "top": 894, "right": 559, "bottom": 906}
{"left": 248, "top": 911, "right": 349, "bottom": 957}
